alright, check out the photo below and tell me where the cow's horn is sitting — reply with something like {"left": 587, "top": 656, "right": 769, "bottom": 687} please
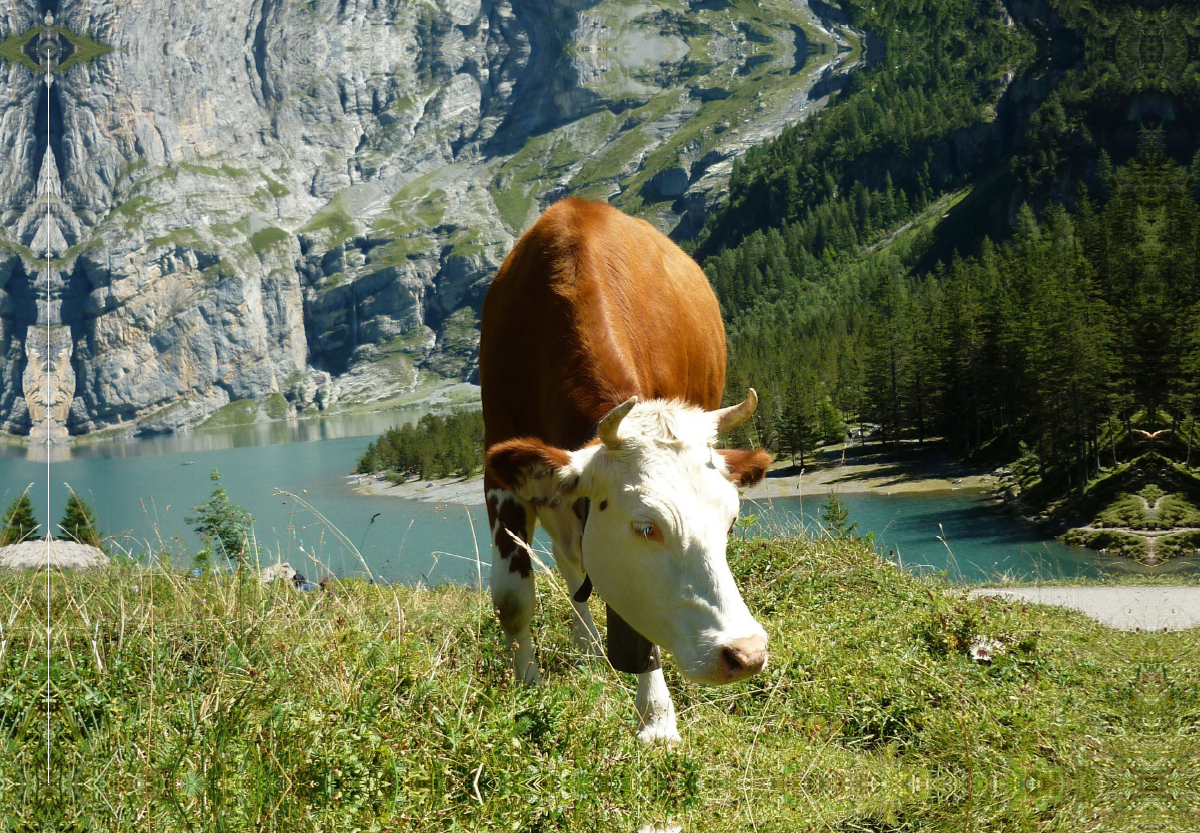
{"left": 598, "top": 397, "right": 638, "bottom": 448}
{"left": 715, "top": 389, "right": 758, "bottom": 434}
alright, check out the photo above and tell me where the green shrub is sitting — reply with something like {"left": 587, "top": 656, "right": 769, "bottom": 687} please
{"left": 57, "top": 492, "right": 104, "bottom": 549}
{"left": 185, "top": 470, "right": 254, "bottom": 564}
{"left": 0, "top": 491, "right": 38, "bottom": 545}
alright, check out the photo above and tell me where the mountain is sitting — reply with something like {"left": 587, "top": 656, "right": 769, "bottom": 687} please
{"left": 0, "top": 0, "right": 864, "bottom": 441}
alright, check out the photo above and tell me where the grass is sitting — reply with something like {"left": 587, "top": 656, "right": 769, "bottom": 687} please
{"left": 0, "top": 29, "right": 38, "bottom": 72}
{"left": 249, "top": 226, "right": 290, "bottom": 254}
{"left": 0, "top": 535, "right": 1195, "bottom": 830}
{"left": 263, "top": 392, "right": 290, "bottom": 420}
{"left": 200, "top": 399, "right": 259, "bottom": 428}
{"left": 179, "top": 162, "right": 251, "bottom": 179}
{"left": 300, "top": 208, "right": 356, "bottom": 249}
{"left": 54, "top": 27, "right": 113, "bottom": 72}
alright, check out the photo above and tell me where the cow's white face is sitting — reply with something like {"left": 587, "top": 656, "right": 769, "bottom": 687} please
{"left": 487, "top": 397, "right": 772, "bottom": 685}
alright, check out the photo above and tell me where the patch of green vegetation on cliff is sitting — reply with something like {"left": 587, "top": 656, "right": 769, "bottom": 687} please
{"left": 569, "top": 96, "right": 679, "bottom": 197}
{"left": 54, "top": 27, "right": 113, "bottom": 72}
{"left": 148, "top": 227, "right": 205, "bottom": 250}
{"left": 249, "top": 226, "right": 290, "bottom": 254}
{"left": 262, "top": 392, "right": 290, "bottom": 419}
{"left": 300, "top": 207, "right": 356, "bottom": 248}
{"left": 209, "top": 222, "right": 241, "bottom": 239}
{"left": 378, "top": 329, "right": 430, "bottom": 356}
{"left": 200, "top": 399, "right": 259, "bottom": 428}
{"left": 117, "top": 156, "right": 149, "bottom": 183}
{"left": 491, "top": 112, "right": 620, "bottom": 228}
{"left": 179, "top": 162, "right": 251, "bottom": 179}
{"left": 260, "top": 173, "right": 290, "bottom": 198}
{"left": 388, "top": 181, "right": 446, "bottom": 220}
{"left": 364, "top": 235, "right": 431, "bottom": 273}
{"left": 200, "top": 258, "right": 237, "bottom": 283}
{"left": 0, "top": 237, "right": 38, "bottom": 264}
{"left": 0, "top": 29, "right": 39, "bottom": 73}
{"left": 136, "top": 399, "right": 189, "bottom": 428}
{"left": 111, "top": 195, "right": 166, "bottom": 225}
{"left": 49, "top": 238, "right": 103, "bottom": 268}
{"left": 446, "top": 228, "right": 485, "bottom": 259}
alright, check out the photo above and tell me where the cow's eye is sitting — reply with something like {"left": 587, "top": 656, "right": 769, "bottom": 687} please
{"left": 630, "top": 520, "right": 664, "bottom": 542}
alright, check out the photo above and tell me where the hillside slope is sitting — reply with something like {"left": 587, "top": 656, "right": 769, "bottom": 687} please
{"left": 0, "top": 0, "right": 860, "bottom": 439}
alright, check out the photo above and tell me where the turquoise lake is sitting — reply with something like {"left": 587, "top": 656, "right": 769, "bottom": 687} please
{"left": 1, "top": 413, "right": 1189, "bottom": 585}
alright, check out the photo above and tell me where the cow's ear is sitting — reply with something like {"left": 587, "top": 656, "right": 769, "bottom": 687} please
{"left": 717, "top": 448, "right": 772, "bottom": 487}
{"left": 487, "top": 438, "right": 575, "bottom": 500}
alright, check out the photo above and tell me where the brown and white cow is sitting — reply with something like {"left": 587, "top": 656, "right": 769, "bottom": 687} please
{"left": 479, "top": 197, "right": 771, "bottom": 743}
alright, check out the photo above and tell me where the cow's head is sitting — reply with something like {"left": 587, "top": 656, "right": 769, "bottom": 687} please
{"left": 487, "top": 391, "right": 772, "bottom": 685}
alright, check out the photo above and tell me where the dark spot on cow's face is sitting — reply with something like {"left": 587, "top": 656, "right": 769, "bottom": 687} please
{"left": 493, "top": 496, "right": 532, "bottom": 578}
{"left": 599, "top": 500, "right": 608, "bottom": 511}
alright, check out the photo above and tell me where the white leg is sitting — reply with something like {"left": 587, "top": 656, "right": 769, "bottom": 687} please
{"left": 554, "top": 551, "right": 603, "bottom": 656}
{"left": 636, "top": 669, "right": 680, "bottom": 744}
{"left": 538, "top": 501, "right": 603, "bottom": 658}
{"left": 487, "top": 488, "right": 541, "bottom": 685}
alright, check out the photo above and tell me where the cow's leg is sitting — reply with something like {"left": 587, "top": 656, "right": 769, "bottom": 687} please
{"left": 537, "top": 502, "right": 602, "bottom": 656}
{"left": 486, "top": 486, "right": 540, "bottom": 685}
{"left": 636, "top": 668, "right": 680, "bottom": 744}
{"left": 554, "top": 553, "right": 603, "bottom": 655}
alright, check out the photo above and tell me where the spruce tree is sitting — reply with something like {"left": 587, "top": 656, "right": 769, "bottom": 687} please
{"left": 58, "top": 492, "right": 104, "bottom": 548}
{"left": 819, "top": 492, "right": 857, "bottom": 537}
{"left": 0, "top": 493, "right": 39, "bottom": 546}
{"left": 186, "top": 470, "right": 254, "bottom": 563}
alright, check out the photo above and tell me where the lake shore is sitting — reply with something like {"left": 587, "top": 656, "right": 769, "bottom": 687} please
{"left": 352, "top": 441, "right": 1000, "bottom": 506}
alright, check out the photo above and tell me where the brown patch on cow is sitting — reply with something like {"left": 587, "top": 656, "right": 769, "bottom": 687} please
{"left": 493, "top": 496, "right": 533, "bottom": 578}
{"left": 719, "top": 448, "right": 773, "bottom": 487}
{"left": 478, "top": 197, "right": 727, "bottom": 457}
{"left": 487, "top": 438, "right": 571, "bottom": 492}
{"left": 598, "top": 500, "right": 608, "bottom": 511}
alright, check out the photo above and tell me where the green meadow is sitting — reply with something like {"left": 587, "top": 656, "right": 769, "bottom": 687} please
{"left": 1, "top": 536, "right": 1195, "bottom": 831}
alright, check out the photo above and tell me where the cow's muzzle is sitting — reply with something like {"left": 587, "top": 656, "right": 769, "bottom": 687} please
{"left": 717, "top": 635, "right": 768, "bottom": 683}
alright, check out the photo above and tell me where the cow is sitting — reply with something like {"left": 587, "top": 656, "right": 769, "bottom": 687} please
{"left": 479, "top": 197, "right": 772, "bottom": 743}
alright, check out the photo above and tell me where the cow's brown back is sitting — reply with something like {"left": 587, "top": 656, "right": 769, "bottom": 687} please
{"left": 479, "top": 198, "right": 725, "bottom": 452}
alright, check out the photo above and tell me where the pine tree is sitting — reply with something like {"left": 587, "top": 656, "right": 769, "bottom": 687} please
{"left": 58, "top": 492, "right": 104, "bottom": 548}
{"left": 186, "top": 470, "right": 254, "bottom": 563}
{"left": 819, "top": 492, "right": 857, "bottom": 537}
{"left": 0, "top": 492, "right": 39, "bottom": 546}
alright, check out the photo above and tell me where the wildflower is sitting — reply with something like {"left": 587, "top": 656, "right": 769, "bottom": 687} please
{"left": 968, "top": 636, "right": 1003, "bottom": 663}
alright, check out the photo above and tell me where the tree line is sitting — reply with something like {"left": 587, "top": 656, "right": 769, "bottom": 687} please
{"left": 692, "top": 0, "right": 1034, "bottom": 259}
{"left": 694, "top": 0, "right": 1200, "bottom": 507}
{"left": 357, "top": 410, "right": 485, "bottom": 481}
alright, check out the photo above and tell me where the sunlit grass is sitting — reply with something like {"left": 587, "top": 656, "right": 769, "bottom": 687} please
{"left": 0, "top": 532, "right": 1196, "bottom": 830}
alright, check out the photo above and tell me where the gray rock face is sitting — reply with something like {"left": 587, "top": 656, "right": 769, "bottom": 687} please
{"left": 0, "top": 0, "right": 863, "bottom": 440}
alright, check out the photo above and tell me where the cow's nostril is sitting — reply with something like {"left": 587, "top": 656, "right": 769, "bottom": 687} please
{"left": 720, "top": 646, "right": 745, "bottom": 675}
{"left": 719, "top": 637, "right": 768, "bottom": 681}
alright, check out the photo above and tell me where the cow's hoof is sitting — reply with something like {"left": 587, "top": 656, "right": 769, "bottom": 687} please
{"left": 518, "top": 664, "right": 542, "bottom": 686}
{"left": 637, "top": 722, "right": 681, "bottom": 746}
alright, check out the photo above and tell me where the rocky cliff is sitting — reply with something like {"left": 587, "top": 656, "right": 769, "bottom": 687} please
{"left": 0, "top": 0, "right": 862, "bottom": 440}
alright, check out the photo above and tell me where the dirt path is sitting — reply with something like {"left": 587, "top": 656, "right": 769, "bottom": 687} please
{"left": 971, "top": 586, "right": 1200, "bottom": 631}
